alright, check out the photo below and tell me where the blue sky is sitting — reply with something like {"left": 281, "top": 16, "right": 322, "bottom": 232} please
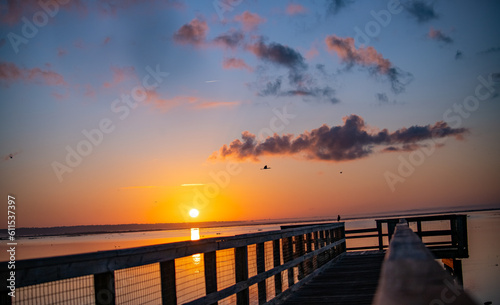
{"left": 1, "top": 0, "right": 499, "bottom": 226}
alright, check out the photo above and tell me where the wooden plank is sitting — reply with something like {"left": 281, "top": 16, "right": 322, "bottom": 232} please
{"left": 296, "top": 235, "right": 305, "bottom": 280}
{"left": 345, "top": 228, "right": 378, "bottom": 234}
{"left": 376, "top": 221, "right": 384, "bottom": 251}
{"left": 278, "top": 252, "right": 384, "bottom": 305}
{"left": 94, "top": 271, "right": 115, "bottom": 305}
{"left": 204, "top": 252, "right": 217, "bottom": 305}
{"left": 256, "top": 243, "right": 266, "bottom": 304}
{"left": 235, "top": 246, "right": 249, "bottom": 305}
{"left": 283, "top": 237, "right": 295, "bottom": 288}
{"left": 160, "top": 260, "right": 176, "bottom": 305}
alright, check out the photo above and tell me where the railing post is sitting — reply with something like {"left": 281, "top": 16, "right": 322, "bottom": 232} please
{"left": 296, "top": 235, "right": 305, "bottom": 280}
{"left": 94, "top": 271, "right": 115, "bottom": 305}
{"left": 416, "top": 220, "right": 422, "bottom": 240}
{"left": 305, "top": 232, "right": 314, "bottom": 274}
{"left": 376, "top": 220, "right": 383, "bottom": 251}
{"left": 160, "top": 260, "right": 177, "bottom": 305}
{"left": 256, "top": 242, "right": 267, "bottom": 304}
{"left": 454, "top": 215, "right": 469, "bottom": 258}
{"left": 282, "top": 236, "right": 295, "bottom": 288}
{"left": 235, "top": 246, "right": 249, "bottom": 305}
{"left": 204, "top": 252, "right": 218, "bottom": 305}
{"left": 273, "top": 239, "right": 282, "bottom": 296}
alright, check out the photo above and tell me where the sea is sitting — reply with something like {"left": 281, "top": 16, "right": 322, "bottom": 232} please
{"left": 2, "top": 209, "right": 499, "bottom": 304}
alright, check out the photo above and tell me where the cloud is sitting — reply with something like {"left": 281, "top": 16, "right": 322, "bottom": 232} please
{"left": 103, "top": 36, "right": 111, "bottom": 45}
{"left": 57, "top": 48, "right": 67, "bottom": 57}
{"left": 404, "top": 0, "right": 438, "bottom": 23}
{"left": 376, "top": 93, "right": 389, "bottom": 103}
{"left": 247, "top": 40, "right": 307, "bottom": 71}
{"left": 213, "top": 31, "right": 245, "bottom": 49}
{"left": 234, "top": 11, "right": 266, "bottom": 31}
{"left": 192, "top": 101, "right": 239, "bottom": 110}
{"left": 209, "top": 115, "right": 468, "bottom": 162}
{"left": 325, "top": 35, "right": 412, "bottom": 93}
{"left": 222, "top": 57, "right": 253, "bottom": 72}
{"left": 102, "top": 66, "right": 136, "bottom": 88}
{"left": 286, "top": 4, "right": 307, "bottom": 15}
{"left": 0, "top": 62, "right": 67, "bottom": 86}
{"left": 173, "top": 18, "right": 208, "bottom": 46}
{"left": 305, "top": 46, "right": 319, "bottom": 60}
{"left": 428, "top": 27, "right": 453, "bottom": 44}
{"left": 477, "top": 47, "right": 500, "bottom": 55}
{"left": 326, "top": 0, "right": 352, "bottom": 15}
{"left": 455, "top": 50, "right": 463, "bottom": 60}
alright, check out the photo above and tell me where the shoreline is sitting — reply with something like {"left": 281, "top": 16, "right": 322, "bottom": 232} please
{"left": 1, "top": 206, "right": 498, "bottom": 239}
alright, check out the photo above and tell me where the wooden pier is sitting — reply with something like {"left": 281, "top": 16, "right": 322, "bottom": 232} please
{"left": 1, "top": 214, "right": 476, "bottom": 305}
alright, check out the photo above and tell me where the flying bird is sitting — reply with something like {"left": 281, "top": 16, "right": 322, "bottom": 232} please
{"left": 261, "top": 165, "right": 271, "bottom": 170}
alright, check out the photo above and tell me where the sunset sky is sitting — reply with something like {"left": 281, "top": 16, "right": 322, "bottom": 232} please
{"left": 1, "top": 0, "right": 499, "bottom": 227}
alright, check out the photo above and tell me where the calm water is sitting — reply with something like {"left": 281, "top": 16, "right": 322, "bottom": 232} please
{"left": 3, "top": 210, "right": 499, "bottom": 304}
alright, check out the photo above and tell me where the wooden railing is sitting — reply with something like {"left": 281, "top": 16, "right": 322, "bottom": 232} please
{"left": 373, "top": 220, "right": 477, "bottom": 305}
{"left": 345, "top": 214, "right": 468, "bottom": 259}
{"left": 1, "top": 222, "right": 345, "bottom": 305}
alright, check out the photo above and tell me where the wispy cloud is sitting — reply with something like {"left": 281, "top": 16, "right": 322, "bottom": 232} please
{"left": 119, "top": 185, "right": 159, "bottom": 190}
{"left": 325, "top": 0, "right": 352, "bottom": 15}
{"left": 192, "top": 101, "right": 239, "bottom": 110}
{"left": 286, "top": 4, "right": 307, "bottom": 15}
{"left": 404, "top": 0, "right": 438, "bottom": 23}
{"left": 234, "top": 11, "right": 266, "bottom": 31}
{"left": 477, "top": 46, "right": 500, "bottom": 55}
{"left": 222, "top": 57, "right": 253, "bottom": 72}
{"left": 428, "top": 27, "right": 453, "bottom": 44}
{"left": 0, "top": 62, "right": 67, "bottom": 87}
{"left": 325, "top": 35, "right": 413, "bottom": 93}
{"left": 209, "top": 115, "right": 467, "bottom": 162}
{"left": 102, "top": 66, "right": 136, "bottom": 88}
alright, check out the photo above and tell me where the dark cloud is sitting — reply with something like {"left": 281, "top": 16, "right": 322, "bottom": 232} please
{"left": 405, "top": 0, "right": 438, "bottom": 23}
{"left": 173, "top": 18, "right": 208, "bottom": 46}
{"left": 247, "top": 40, "right": 307, "bottom": 71}
{"left": 325, "top": 35, "right": 413, "bottom": 93}
{"left": 376, "top": 93, "right": 389, "bottom": 103}
{"left": 455, "top": 50, "right": 463, "bottom": 60}
{"left": 477, "top": 47, "right": 500, "bottom": 55}
{"left": 213, "top": 31, "right": 245, "bottom": 49}
{"left": 428, "top": 28, "right": 453, "bottom": 44}
{"left": 326, "top": 0, "right": 352, "bottom": 15}
{"left": 209, "top": 115, "right": 468, "bottom": 162}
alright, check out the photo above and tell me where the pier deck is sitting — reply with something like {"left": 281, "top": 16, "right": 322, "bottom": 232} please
{"left": 280, "top": 251, "right": 385, "bottom": 305}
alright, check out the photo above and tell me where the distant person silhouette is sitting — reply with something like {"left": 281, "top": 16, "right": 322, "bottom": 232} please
{"left": 337, "top": 215, "right": 341, "bottom": 222}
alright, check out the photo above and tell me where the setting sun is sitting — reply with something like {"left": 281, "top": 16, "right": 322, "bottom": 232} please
{"left": 189, "top": 209, "right": 199, "bottom": 218}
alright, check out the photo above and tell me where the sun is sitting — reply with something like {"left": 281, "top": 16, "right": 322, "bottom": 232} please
{"left": 189, "top": 208, "right": 199, "bottom": 218}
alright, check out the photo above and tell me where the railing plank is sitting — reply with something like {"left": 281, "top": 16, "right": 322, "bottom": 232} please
{"left": 256, "top": 242, "right": 266, "bottom": 304}
{"left": 204, "top": 252, "right": 217, "bottom": 305}
{"left": 235, "top": 246, "right": 249, "bottom": 305}
{"left": 273, "top": 239, "right": 282, "bottom": 296}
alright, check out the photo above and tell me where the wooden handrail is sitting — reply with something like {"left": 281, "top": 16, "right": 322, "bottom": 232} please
{"left": 373, "top": 221, "right": 477, "bottom": 305}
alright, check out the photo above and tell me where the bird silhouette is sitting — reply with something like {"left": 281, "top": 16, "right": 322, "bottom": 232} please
{"left": 261, "top": 165, "right": 271, "bottom": 170}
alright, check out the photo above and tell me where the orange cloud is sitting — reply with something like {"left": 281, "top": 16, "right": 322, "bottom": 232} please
{"left": 325, "top": 35, "right": 391, "bottom": 73}
{"left": 193, "top": 101, "right": 239, "bottom": 110}
{"left": 0, "top": 61, "right": 67, "bottom": 86}
{"left": 234, "top": 11, "right": 265, "bottom": 31}
{"left": 286, "top": 4, "right": 307, "bottom": 15}
{"left": 102, "top": 66, "right": 136, "bottom": 88}
{"left": 173, "top": 18, "right": 208, "bottom": 46}
{"left": 222, "top": 57, "right": 253, "bottom": 72}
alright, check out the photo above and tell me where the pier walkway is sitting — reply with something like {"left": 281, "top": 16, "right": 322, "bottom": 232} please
{"left": 1, "top": 214, "right": 477, "bottom": 305}
{"left": 279, "top": 251, "right": 384, "bottom": 305}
